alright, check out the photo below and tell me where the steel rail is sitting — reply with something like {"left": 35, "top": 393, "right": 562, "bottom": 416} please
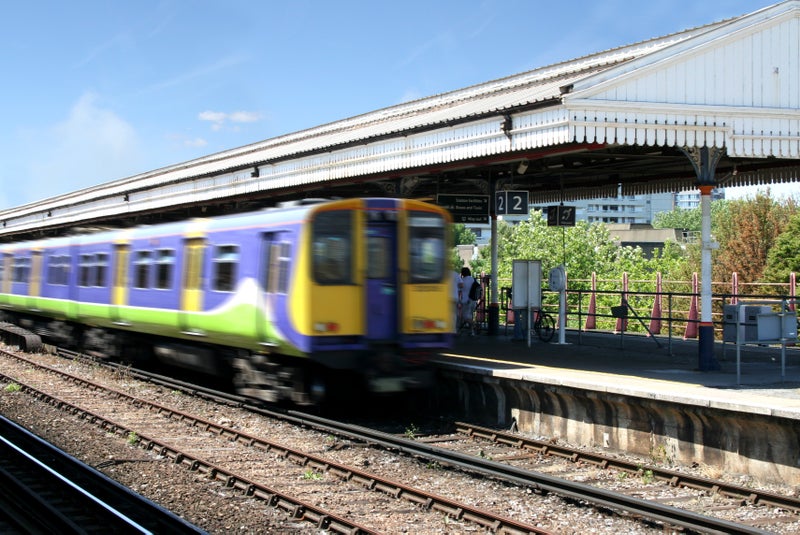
{"left": 0, "top": 368, "right": 375, "bottom": 535}
{"left": 23, "top": 348, "right": 775, "bottom": 533}
{"left": 1, "top": 352, "right": 550, "bottom": 535}
{"left": 283, "top": 411, "right": 772, "bottom": 535}
{"left": 455, "top": 421, "right": 800, "bottom": 514}
{"left": 0, "top": 414, "right": 205, "bottom": 534}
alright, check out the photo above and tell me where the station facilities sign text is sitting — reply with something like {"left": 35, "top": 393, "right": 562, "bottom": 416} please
{"left": 437, "top": 194, "right": 489, "bottom": 223}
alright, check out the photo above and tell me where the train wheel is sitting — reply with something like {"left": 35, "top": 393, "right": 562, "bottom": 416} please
{"left": 307, "top": 374, "right": 327, "bottom": 405}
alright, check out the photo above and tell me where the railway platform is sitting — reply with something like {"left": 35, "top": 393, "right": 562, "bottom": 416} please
{"left": 431, "top": 329, "right": 800, "bottom": 485}
{"left": 441, "top": 329, "right": 800, "bottom": 405}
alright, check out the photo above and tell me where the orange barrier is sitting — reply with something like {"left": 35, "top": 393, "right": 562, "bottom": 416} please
{"left": 584, "top": 272, "right": 597, "bottom": 330}
{"left": 648, "top": 272, "right": 662, "bottom": 335}
{"left": 614, "top": 272, "right": 628, "bottom": 333}
{"left": 684, "top": 272, "right": 699, "bottom": 339}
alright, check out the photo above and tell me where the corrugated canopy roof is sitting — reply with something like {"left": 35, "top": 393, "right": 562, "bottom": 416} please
{"left": 1, "top": 2, "right": 798, "bottom": 238}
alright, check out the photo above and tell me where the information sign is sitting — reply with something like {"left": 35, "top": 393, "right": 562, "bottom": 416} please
{"left": 495, "top": 190, "right": 529, "bottom": 216}
{"left": 546, "top": 205, "right": 576, "bottom": 227}
{"left": 437, "top": 194, "right": 489, "bottom": 223}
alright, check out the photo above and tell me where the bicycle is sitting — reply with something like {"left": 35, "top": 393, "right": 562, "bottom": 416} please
{"left": 531, "top": 309, "right": 555, "bottom": 342}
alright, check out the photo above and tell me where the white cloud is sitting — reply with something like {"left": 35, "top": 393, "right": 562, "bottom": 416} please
{"left": 184, "top": 137, "right": 208, "bottom": 148}
{"left": 25, "top": 93, "right": 143, "bottom": 204}
{"left": 198, "top": 110, "right": 227, "bottom": 123}
{"left": 228, "top": 111, "right": 261, "bottom": 123}
{"left": 199, "top": 110, "right": 262, "bottom": 131}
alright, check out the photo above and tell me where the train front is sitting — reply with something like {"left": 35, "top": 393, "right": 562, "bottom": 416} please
{"left": 294, "top": 198, "right": 453, "bottom": 400}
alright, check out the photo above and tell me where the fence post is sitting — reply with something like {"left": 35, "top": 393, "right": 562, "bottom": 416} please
{"left": 789, "top": 273, "right": 796, "bottom": 347}
{"left": 684, "top": 272, "right": 698, "bottom": 339}
{"left": 585, "top": 272, "right": 597, "bottom": 330}
{"left": 615, "top": 272, "right": 628, "bottom": 333}
{"left": 649, "top": 272, "right": 662, "bottom": 335}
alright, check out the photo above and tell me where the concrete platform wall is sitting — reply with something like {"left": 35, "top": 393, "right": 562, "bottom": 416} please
{"left": 435, "top": 369, "right": 800, "bottom": 485}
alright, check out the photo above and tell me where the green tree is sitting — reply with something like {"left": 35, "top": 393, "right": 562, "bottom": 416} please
{"left": 712, "top": 192, "right": 797, "bottom": 284}
{"left": 450, "top": 223, "right": 479, "bottom": 271}
{"left": 652, "top": 207, "right": 701, "bottom": 231}
{"left": 494, "top": 213, "right": 688, "bottom": 288}
{"left": 663, "top": 193, "right": 797, "bottom": 286}
{"left": 764, "top": 213, "right": 800, "bottom": 282}
{"left": 452, "top": 223, "right": 477, "bottom": 245}
{"left": 449, "top": 248, "right": 464, "bottom": 271}
{"left": 652, "top": 200, "right": 730, "bottom": 234}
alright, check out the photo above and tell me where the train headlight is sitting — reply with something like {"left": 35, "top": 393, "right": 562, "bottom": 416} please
{"left": 412, "top": 318, "right": 446, "bottom": 331}
{"left": 313, "top": 322, "right": 340, "bottom": 333}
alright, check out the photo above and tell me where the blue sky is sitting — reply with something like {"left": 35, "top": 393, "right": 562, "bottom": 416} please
{"left": 0, "top": 0, "right": 791, "bottom": 209}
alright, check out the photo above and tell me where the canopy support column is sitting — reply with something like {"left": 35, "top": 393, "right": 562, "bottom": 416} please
{"left": 488, "top": 175, "right": 499, "bottom": 335}
{"left": 681, "top": 146, "right": 722, "bottom": 371}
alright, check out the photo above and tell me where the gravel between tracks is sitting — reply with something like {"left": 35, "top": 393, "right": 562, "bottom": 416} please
{"left": 2, "top": 347, "right": 799, "bottom": 534}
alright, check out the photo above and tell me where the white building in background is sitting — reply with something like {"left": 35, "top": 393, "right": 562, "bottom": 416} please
{"left": 563, "top": 192, "right": 676, "bottom": 224}
{"left": 674, "top": 188, "right": 726, "bottom": 209}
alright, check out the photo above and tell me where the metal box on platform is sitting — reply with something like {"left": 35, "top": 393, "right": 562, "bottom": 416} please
{"left": 756, "top": 311, "right": 798, "bottom": 342}
{"left": 722, "top": 305, "right": 769, "bottom": 342}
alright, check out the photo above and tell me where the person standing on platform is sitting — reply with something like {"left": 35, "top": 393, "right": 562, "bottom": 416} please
{"left": 452, "top": 270, "right": 462, "bottom": 333}
{"left": 509, "top": 287, "right": 526, "bottom": 342}
{"left": 459, "top": 267, "right": 477, "bottom": 335}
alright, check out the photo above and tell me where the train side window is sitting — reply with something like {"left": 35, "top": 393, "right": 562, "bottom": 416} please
{"left": 261, "top": 237, "right": 273, "bottom": 291}
{"left": 79, "top": 254, "right": 93, "bottom": 287}
{"left": 409, "top": 211, "right": 446, "bottom": 283}
{"left": 261, "top": 233, "right": 291, "bottom": 293}
{"left": 311, "top": 211, "right": 351, "bottom": 285}
{"left": 276, "top": 242, "right": 291, "bottom": 293}
{"left": 78, "top": 253, "right": 108, "bottom": 287}
{"left": 134, "top": 251, "right": 152, "bottom": 289}
{"left": 155, "top": 249, "right": 175, "bottom": 290}
{"left": 47, "top": 255, "right": 70, "bottom": 285}
{"left": 12, "top": 256, "right": 30, "bottom": 283}
{"left": 263, "top": 240, "right": 291, "bottom": 294}
{"left": 95, "top": 253, "right": 109, "bottom": 287}
{"left": 213, "top": 245, "right": 239, "bottom": 292}
{"left": 367, "top": 237, "right": 389, "bottom": 278}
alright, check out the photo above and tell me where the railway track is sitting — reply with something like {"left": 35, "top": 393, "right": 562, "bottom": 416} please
{"left": 454, "top": 421, "right": 800, "bottom": 514}
{"left": 0, "top": 346, "right": 792, "bottom": 533}
{"left": 0, "top": 413, "right": 204, "bottom": 534}
{"left": 0, "top": 348, "right": 550, "bottom": 534}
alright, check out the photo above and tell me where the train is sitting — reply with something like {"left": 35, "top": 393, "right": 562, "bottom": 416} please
{"left": 0, "top": 197, "right": 454, "bottom": 404}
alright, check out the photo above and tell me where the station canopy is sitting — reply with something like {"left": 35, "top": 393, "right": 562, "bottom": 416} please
{"left": 2, "top": 1, "right": 800, "bottom": 239}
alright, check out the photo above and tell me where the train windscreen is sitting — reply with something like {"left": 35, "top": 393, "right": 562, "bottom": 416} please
{"left": 311, "top": 211, "right": 352, "bottom": 285}
{"left": 408, "top": 211, "right": 446, "bottom": 283}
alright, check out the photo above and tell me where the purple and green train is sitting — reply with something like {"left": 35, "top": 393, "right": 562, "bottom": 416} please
{"left": 0, "top": 198, "right": 454, "bottom": 404}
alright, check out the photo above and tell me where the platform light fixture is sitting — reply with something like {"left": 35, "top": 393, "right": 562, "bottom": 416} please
{"left": 517, "top": 160, "right": 529, "bottom": 174}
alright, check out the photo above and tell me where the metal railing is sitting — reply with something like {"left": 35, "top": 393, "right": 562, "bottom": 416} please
{"left": 472, "top": 278, "right": 798, "bottom": 351}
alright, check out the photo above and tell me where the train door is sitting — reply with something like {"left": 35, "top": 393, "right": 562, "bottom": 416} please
{"left": 0, "top": 254, "right": 8, "bottom": 305}
{"left": 1, "top": 254, "right": 10, "bottom": 294}
{"left": 365, "top": 221, "right": 398, "bottom": 341}
{"left": 111, "top": 244, "right": 130, "bottom": 323}
{"left": 27, "top": 251, "right": 42, "bottom": 309}
{"left": 180, "top": 238, "right": 205, "bottom": 330}
{"left": 257, "top": 233, "right": 283, "bottom": 345}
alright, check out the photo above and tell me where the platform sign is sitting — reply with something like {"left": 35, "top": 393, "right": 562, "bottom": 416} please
{"left": 511, "top": 259, "right": 541, "bottom": 310}
{"left": 547, "top": 205, "right": 576, "bottom": 227}
{"left": 495, "top": 190, "right": 529, "bottom": 216}
{"left": 437, "top": 194, "right": 489, "bottom": 223}
{"left": 512, "top": 259, "right": 542, "bottom": 348}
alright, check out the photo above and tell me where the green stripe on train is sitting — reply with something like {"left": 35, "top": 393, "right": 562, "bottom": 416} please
{"left": 0, "top": 294, "right": 301, "bottom": 357}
